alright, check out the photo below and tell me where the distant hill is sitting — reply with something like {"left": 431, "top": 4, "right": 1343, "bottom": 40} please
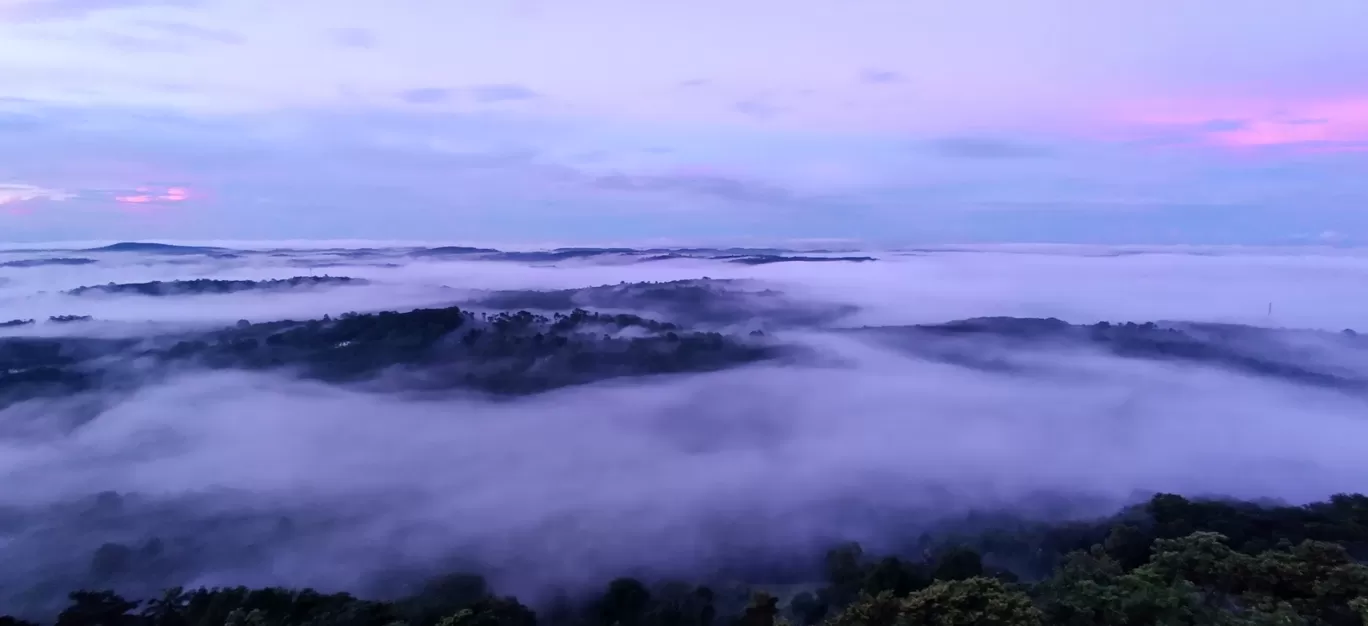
{"left": 399, "top": 245, "right": 877, "bottom": 265}
{"left": 408, "top": 245, "right": 502, "bottom": 257}
{"left": 84, "top": 242, "right": 237, "bottom": 257}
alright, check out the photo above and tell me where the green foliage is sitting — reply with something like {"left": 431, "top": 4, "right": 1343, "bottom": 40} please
{"left": 824, "top": 579, "right": 1040, "bottom": 626}
{"left": 896, "top": 577, "right": 1042, "bottom": 626}
{"left": 6, "top": 493, "right": 1368, "bottom": 626}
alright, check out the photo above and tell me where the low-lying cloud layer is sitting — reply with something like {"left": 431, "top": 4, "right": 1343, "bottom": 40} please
{"left": 2, "top": 241, "right": 1367, "bottom": 615}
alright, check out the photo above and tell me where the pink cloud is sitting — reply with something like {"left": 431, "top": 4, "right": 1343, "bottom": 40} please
{"left": 114, "top": 185, "right": 193, "bottom": 208}
{"left": 0, "top": 184, "right": 74, "bottom": 216}
{"left": 161, "top": 187, "right": 190, "bottom": 201}
{"left": 1114, "top": 96, "right": 1368, "bottom": 151}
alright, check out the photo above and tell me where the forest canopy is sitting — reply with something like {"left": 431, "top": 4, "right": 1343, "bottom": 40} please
{"left": 6, "top": 492, "right": 1368, "bottom": 626}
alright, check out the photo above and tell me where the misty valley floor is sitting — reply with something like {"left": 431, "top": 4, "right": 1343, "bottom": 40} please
{"left": 2, "top": 242, "right": 1368, "bottom": 624}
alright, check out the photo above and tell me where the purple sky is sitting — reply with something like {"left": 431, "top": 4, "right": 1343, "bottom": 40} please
{"left": 2, "top": 0, "right": 1367, "bottom": 244}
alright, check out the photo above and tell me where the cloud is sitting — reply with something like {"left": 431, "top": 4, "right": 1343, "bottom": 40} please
{"left": 135, "top": 20, "right": 245, "bottom": 45}
{"left": 0, "top": 0, "right": 203, "bottom": 22}
{"left": 0, "top": 183, "right": 74, "bottom": 216}
{"left": 112, "top": 185, "right": 191, "bottom": 205}
{"left": 0, "top": 183, "right": 74, "bottom": 205}
{"left": 398, "top": 88, "right": 452, "bottom": 104}
{"left": 1199, "top": 119, "right": 1251, "bottom": 132}
{"left": 925, "top": 137, "right": 1053, "bottom": 159}
{"left": 2, "top": 99, "right": 1367, "bottom": 245}
{"left": 733, "top": 99, "right": 782, "bottom": 120}
{"left": 860, "top": 69, "right": 902, "bottom": 84}
{"left": 0, "top": 111, "right": 46, "bottom": 132}
{"left": 1116, "top": 96, "right": 1368, "bottom": 150}
{"left": 82, "top": 30, "right": 193, "bottom": 53}
{"left": 5, "top": 248, "right": 1368, "bottom": 605}
{"left": 468, "top": 83, "right": 540, "bottom": 103}
{"left": 592, "top": 171, "right": 799, "bottom": 205}
{"left": 0, "top": 0, "right": 1365, "bottom": 246}
{"left": 328, "top": 27, "right": 375, "bottom": 49}
{"left": 398, "top": 85, "right": 540, "bottom": 105}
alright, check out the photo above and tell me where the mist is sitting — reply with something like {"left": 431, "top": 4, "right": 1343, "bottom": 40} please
{"left": 2, "top": 242, "right": 1368, "bottom": 615}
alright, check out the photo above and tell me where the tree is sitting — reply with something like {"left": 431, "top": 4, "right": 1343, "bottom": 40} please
{"left": 55, "top": 592, "right": 140, "bottom": 626}
{"left": 895, "top": 578, "right": 1041, "bottom": 626}
{"left": 932, "top": 548, "right": 984, "bottom": 582}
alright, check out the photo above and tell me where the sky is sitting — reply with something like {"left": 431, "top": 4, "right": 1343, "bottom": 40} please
{"left": 1, "top": 0, "right": 1367, "bottom": 245}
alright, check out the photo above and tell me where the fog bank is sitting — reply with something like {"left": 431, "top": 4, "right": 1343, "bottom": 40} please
{"left": 2, "top": 242, "right": 1368, "bottom": 610}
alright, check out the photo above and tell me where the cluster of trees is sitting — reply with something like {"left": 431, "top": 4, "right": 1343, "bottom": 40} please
{"left": 179, "top": 306, "right": 774, "bottom": 393}
{"left": 718, "top": 255, "right": 876, "bottom": 266}
{"left": 7, "top": 492, "right": 1368, "bottom": 626}
{"left": 472, "top": 280, "right": 855, "bottom": 329}
{"left": 475, "top": 280, "right": 759, "bottom": 324}
{"left": 65, "top": 277, "right": 365, "bottom": 297}
{"left": 11, "top": 304, "right": 1368, "bottom": 407}
{"left": 0, "top": 305, "right": 776, "bottom": 406}
{"left": 0, "top": 258, "right": 98, "bottom": 268}
{"left": 49, "top": 315, "right": 93, "bottom": 324}
{"left": 2, "top": 316, "right": 97, "bottom": 327}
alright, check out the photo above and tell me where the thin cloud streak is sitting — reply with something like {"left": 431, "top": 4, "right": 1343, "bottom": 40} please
{"left": 0, "top": 0, "right": 204, "bottom": 22}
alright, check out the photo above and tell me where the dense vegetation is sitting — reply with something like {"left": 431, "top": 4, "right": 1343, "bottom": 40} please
{"left": 6, "top": 492, "right": 1367, "bottom": 625}
{"left": 469, "top": 280, "right": 857, "bottom": 329}
{"left": 0, "top": 258, "right": 98, "bottom": 268}
{"left": 0, "top": 304, "right": 777, "bottom": 407}
{"left": 49, "top": 315, "right": 93, "bottom": 323}
{"left": 7, "top": 295, "right": 1368, "bottom": 408}
{"left": 65, "top": 277, "right": 366, "bottom": 297}
{"left": 180, "top": 307, "right": 774, "bottom": 393}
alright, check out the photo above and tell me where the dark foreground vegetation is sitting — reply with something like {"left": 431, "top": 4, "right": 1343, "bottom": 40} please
{"left": 5, "top": 492, "right": 1368, "bottom": 625}
{"left": 65, "top": 276, "right": 366, "bottom": 297}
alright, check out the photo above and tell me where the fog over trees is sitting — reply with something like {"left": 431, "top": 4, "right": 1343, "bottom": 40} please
{"left": 2, "top": 242, "right": 1368, "bottom": 625}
